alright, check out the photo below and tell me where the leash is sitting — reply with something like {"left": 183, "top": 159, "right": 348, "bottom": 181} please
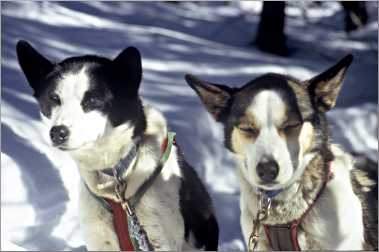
{"left": 248, "top": 162, "right": 333, "bottom": 251}
{"left": 86, "top": 132, "right": 176, "bottom": 251}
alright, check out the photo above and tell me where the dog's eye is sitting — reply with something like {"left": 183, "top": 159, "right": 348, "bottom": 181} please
{"left": 281, "top": 122, "right": 301, "bottom": 132}
{"left": 82, "top": 95, "right": 103, "bottom": 111}
{"left": 238, "top": 125, "right": 258, "bottom": 135}
{"left": 88, "top": 97, "right": 100, "bottom": 105}
{"left": 49, "top": 93, "right": 61, "bottom": 105}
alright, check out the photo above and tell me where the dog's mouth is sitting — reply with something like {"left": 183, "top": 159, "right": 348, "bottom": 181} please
{"left": 54, "top": 143, "right": 81, "bottom": 151}
{"left": 55, "top": 139, "right": 99, "bottom": 152}
{"left": 57, "top": 145, "right": 77, "bottom": 151}
{"left": 259, "top": 182, "right": 278, "bottom": 187}
{"left": 255, "top": 181, "right": 285, "bottom": 191}
{"left": 52, "top": 138, "right": 89, "bottom": 151}
{"left": 253, "top": 178, "right": 302, "bottom": 201}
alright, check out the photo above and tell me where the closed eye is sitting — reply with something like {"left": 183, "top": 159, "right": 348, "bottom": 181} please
{"left": 237, "top": 125, "right": 259, "bottom": 135}
{"left": 280, "top": 122, "right": 302, "bottom": 132}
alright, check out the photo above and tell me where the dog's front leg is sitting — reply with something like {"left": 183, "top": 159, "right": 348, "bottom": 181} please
{"left": 137, "top": 212, "right": 184, "bottom": 250}
{"left": 78, "top": 182, "right": 120, "bottom": 251}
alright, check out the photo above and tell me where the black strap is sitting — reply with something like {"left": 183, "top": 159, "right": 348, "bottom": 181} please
{"left": 86, "top": 133, "right": 176, "bottom": 212}
{"left": 129, "top": 132, "right": 176, "bottom": 209}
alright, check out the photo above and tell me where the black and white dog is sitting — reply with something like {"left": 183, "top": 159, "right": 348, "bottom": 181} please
{"left": 185, "top": 55, "right": 377, "bottom": 250}
{"left": 16, "top": 40, "right": 219, "bottom": 250}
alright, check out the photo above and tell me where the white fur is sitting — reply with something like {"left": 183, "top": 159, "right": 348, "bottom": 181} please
{"left": 234, "top": 90, "right": 364, "bottom": 250}
{"left": 241, "top": 91, "right": 297, "bottom": 190}
{"left": 50, "top": 67, "right": 109, "bottom": 150}
{"left": 249, "top": 90, "right": 287, "bottom": 128}
{"left": 42, "top": 67, "right": 195, "bottom": 250}
{"left": 73, "top": 106, "right": 192, "bottom": 250}
{"left": 238, "top": 145, "right": 365, "bottom": 250}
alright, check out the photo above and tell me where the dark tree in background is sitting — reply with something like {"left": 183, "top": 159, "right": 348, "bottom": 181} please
{"left": 254, "top": 1, "right": 287, "bottom": 56}
{"left": 253, "top": 1, "right": 368, "bottom": 57}
{"left": 341, "top": 1, "right": 368, "bottom": 32}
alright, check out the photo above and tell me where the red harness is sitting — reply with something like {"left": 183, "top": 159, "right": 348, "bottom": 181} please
{"left": 263, "top": 163, "right": 333, "bottom": 251}
{"left": 106, "top": 199, "right": 135, "bottom": 251}
{"left": 105, "top": 136, "right": 172, "bottom": 251}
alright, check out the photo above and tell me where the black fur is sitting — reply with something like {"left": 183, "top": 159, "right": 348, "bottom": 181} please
{"left": 226, "top": 74, "right": 305, "bottom": 152}
{"left": 17, "top": 40, "right": 219, "bottom": 249}
{"left": 186, "top": 73, "right": 308, "bottom": 153}
{"left": 185, "top": 56, "right": 353, "bottom": 160}
{"left": 350, "top": 153, "right": 378, "bottom": 250}
{"left": 16, "top": 40, "right": 55, "bottom": 93}
{"left": 176, "top": 149, "right": 219, "bottom": 250}
{"left": 16, "top": 41, "right": 147, "bottom": 139}
{"left": 186, "top": 55, "right": 378, "bottom": 251}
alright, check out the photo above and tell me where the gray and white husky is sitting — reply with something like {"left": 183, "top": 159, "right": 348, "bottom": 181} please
{"left": 16, "top": 40, "right": 219, "bottom": 250}
{"left": 185, "top": 55, "right": 377, "bottom": 250}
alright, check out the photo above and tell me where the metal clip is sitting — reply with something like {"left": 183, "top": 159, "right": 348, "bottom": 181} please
{"left": 112, "top": 166, "right": 134, "bottom": 217}
{"left": 112, "top": 166, "right": 124, "bottom": 185}
{"left": 114, "top": 180, "right": 133, "bottom": 216}
{"left": 248, "top": 192, "right": 271, "bottom": 251}
{"left": 114, "top": 180, "right": 124, "bottom": 197}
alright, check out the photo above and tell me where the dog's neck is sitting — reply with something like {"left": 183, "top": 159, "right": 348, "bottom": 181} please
{"left": 70, "top": 105, "right": 168, "bottom": 200}
{"left": 71, "top": 124, "right": 137, "bottom": 171}
{"left": 238, "top": 153, "right": 329, "bottom": 225}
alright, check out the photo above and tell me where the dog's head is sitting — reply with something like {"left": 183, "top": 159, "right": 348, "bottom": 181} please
{"left": 16, "top": 40, "right": 146, "bottom": 151}
{"left": 185, "top": 55, "right": 353, "bottom": 191}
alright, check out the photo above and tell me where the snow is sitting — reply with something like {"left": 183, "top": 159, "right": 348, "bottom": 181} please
{"left": 1, "top": 2, "right": 377, "bottom": 251}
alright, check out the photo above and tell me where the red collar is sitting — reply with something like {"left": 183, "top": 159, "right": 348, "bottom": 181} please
{"left": 263, "top": 162, "right": 333, "bottom": 251}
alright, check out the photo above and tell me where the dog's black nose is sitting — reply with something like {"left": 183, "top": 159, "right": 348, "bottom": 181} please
{"left": 50, "top": 125, "right": 69, "bottom": 145}
{"left": 256, "top": 159, "right": 279, "bottom": 182}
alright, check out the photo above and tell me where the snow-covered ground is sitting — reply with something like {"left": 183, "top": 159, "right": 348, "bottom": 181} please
{"left": 1, "top": 2, "right": 377, "bottom": 250}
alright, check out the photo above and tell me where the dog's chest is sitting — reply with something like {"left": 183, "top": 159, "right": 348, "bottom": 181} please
{"left": 299, "top": 176, "right": 364, "bottom": 249}
{"left": 239, "top": 158, "right": 365, "bottom": 250}
{"left": 79, "top": 145, "right": 186, "bottom": 250}
{"left": 134, "top": 172, "right": 184, "bottom": 249}
{"left": 292, "top": 169, "right": 364, "bottom": 250}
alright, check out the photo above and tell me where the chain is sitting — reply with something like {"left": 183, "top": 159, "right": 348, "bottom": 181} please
{"left": 113, "top": 168, "right": 133, "bottom": 216}
{"left": 248, "top": 192, "right": 272, "bottom": 251}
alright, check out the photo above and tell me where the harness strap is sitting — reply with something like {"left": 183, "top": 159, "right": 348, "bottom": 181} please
{"left": 106, "top": 199, "right": 135, "bottom": 251}
{"left": 129, "top": 132, "right": 176, "bottom": 208}
{"left": 88, "top": 132, "right": 176, "bottom": 251}
{"left": 263, "top": 221, "right": 301, "bottom": 251}
{"left": 263, "top": 162, "right": 333, "bottom": 251}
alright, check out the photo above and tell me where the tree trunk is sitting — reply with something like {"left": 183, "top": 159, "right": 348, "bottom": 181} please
{"left": 255, "top": 2, "right": 288, "bottom": 56}
{"left": 341, "top": 1, "right": 368, "bottom": 32}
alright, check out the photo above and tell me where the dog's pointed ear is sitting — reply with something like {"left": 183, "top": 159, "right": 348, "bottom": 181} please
{"left": 305, "top": 54, "right": 353, "bottom": 112}
{"left": 185, "top": 74, "right": 235, "bottom": 122}
{"left": 112, "top": 46, "right": 142, "bottom": 95}
{"left": 16, "top": 40, "right": 54, "bottom": 93}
